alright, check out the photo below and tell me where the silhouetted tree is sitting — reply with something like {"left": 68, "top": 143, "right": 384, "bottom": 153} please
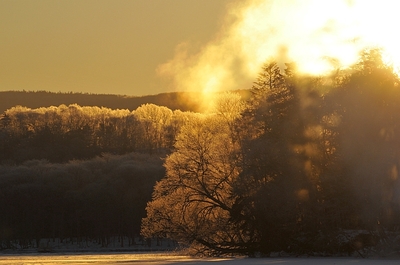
{"left": 323, "top": 49, "right": 400, "bottom": 231}
{"left": 229, "top": 61, "right": 315, "bottom": 254}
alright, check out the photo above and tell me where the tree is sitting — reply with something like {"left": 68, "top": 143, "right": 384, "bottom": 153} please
{"left": 231, "top": 61, "right": 315, "bottom": 254}
{"left": 212, "top": 92, "right": 245, "bottom": 147}
{"left": 134, "top": 104, "right": 173, "bottom": 153}
{"left": 322, "top": 49, "right": 400, "bottom": 231}
{"left": 142, "top": 106, "right": 250, "bottom": 254}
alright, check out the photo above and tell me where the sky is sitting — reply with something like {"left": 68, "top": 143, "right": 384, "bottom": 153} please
{"left": 2, "top": 0, "right": 400, "bottom": 97}
{"left": 0, "top": 0, "right": 234, "bottom": 96}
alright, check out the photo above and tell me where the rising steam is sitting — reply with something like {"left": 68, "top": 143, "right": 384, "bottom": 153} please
{"left": 157, "top": 0, "right": 400, "bottom": 95}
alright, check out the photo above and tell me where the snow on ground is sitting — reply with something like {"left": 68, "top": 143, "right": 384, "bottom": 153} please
{"left": 0, "top": 253, "right": 400, "bottom": 265}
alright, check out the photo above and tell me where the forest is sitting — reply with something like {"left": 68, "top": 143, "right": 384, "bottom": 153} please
{"left": 0, "top": 89, "right": 252, "bottom": 114}
{"left": 1, "top": 49, "right": 400, "bottom": 256}
{"left": 0, "top": 91, "right": 203, "bottom": 114}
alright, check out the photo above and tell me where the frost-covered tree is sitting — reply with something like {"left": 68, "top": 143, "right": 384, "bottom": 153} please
{"left": 142, "top": 99, "right": 250, "bottom": 254}
{"left": 134, "top": 104, "right": 173, "bottom": 152}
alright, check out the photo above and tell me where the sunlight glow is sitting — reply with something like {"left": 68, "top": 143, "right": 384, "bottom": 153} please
{"left": 158, "top": 0, "right": 400, "bottom": 107}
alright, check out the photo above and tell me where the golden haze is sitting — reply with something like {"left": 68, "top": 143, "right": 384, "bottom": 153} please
{"left": 159, "top": 0, "right": 400, "bottom": 105}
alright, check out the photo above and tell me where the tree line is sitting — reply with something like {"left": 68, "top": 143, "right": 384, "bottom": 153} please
{"left": 0, "top": 90, "right": 213, "bottom": 114}
{"left": 0, "top": 101, "right": 199, "bottom": 249}
{"left": 142, "top": 49, "right": 400, "bottom": 256}
{"left": 0, "top": 153, "right": 164, "bottom": 249}
{"left": 0, "top": 103, "right": 192, "bottom": 164}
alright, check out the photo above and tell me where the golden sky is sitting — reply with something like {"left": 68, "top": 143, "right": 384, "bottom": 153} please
{"left": 0, "top": 0, "right": 234, "bottom": 96}
{"left": 2, "top": 0, "right": 399, "bottom": 97}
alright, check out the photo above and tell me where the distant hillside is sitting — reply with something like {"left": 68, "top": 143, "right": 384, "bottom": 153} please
{"left": 0, "top": 90, "right": 251, "bottom": 113}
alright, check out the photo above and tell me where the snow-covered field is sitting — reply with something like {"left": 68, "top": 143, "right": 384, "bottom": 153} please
{"left": 0, "top": 253, "right": 400, "bottom": 265}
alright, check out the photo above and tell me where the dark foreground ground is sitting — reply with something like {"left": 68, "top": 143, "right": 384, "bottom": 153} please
{"left": 1, "top": 253, "right": 400, "bottom": 265}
